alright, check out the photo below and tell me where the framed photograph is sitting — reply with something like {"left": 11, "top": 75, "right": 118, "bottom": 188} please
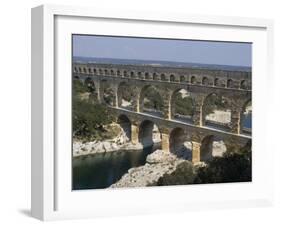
{"left": 31, "top": 4, "right": 274, "bottom": 221}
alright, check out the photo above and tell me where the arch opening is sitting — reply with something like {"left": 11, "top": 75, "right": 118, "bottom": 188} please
{"left": 171, "top": 89, "right": 194, "bottom": 123}
{"left": 169, "top": 128, "right": 192, "bottom": 160}
{"left": 202, "top": 77, "right": 209, "bottom": 85}
{"left": 240, "top": 80, "right": 248, "bottom": 89}
{"left": 241, "top": 100, "right": 252, "bottom": 135}
{"left": 170, "top": 74, "right": 175, "bottom": 82}
{"left": 102, "top": 80, "right": 115, "bottom": 106}
{"left": 138, "top": 120, "right": 161, "bottom": 148}
{"left": 203, "top": 93, "right": 231, "bottom": 131}
{"left": 227, "top": 79, "right": 234, "bottom": 88}
{"left": 200, "top": 135, "right": 227, "bottom": 162}
{"left": 117, "top": 82, "right": 135, "bottom": 110}
{"left": 140, "top": 85, "right": 164, "bottom": 118}
{"left": 190, "top": 76, "right": 196, "bottom": 84}
{"left": 117, "top": 115, "right": 132, "bottom": 143}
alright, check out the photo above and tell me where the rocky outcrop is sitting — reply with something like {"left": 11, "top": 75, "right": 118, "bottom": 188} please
{"left": 110, "top": 150, "right": 185, "bottom": 188}
{"left": 206, "top": 110, "right": 231, "bottom": 124}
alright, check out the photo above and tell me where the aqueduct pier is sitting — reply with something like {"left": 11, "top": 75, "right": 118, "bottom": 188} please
{"left": 73, "top": 62, "right": 252, "bottom": 163}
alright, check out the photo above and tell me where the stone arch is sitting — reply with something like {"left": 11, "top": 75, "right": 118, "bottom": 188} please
{"left": 180, "top": 75, "right": 185, "bottom": 82}
{"left": 117, "top": 70, "right": 120, "bottom": 76}
{"left": 117, "top": 114, "right": 132, "bottom": 142}
{"left": 202, "top": 77, "right": 209, "bottom": 85}
{"left": 138, "top": 120, "right": 162, "bottom": 148}
{"left": 139, "top": 85, "right": 164, "bottom": 117}
{"left": 104, "top": 69, "right": 108, "bottom": 75}
{"left": 145, "top": 72, "right": 150, "bottom": 79}
{"left": 227, "top": 79, "right": 234, "bottom": 88}
{"left": 200, "top": 135, "right": 227, "bottom": 162}
{"left": 84, "top": 77, "right": 96, "bottom": 91}
{"left": 170, "top": 74, "right": 175, "bottom": 82}
{"left": 170, "top": 88, "right": 194, "bottom": 123}
{"left": 240, "top": 80, "right": 247, "bottom": 89}
{"left": 240, "top": 99, "right": 252, "bottom": 134}
{"left": 117, "top": 82, "right": 135, "bottom": 110}
{"left": 83, "top": 67, "right": 87, "bottom": 73}
{"left": 161, "top": 73, "right": 166, "bottom": 81}
{"left": 93, "top": 68, "right": 97, "bottom": 74}
{"left": 169, "top": 127, "right": 192, "bottom": 160}
{"left": 214, "top": 78, "right": 219, "bottom": 86}
{"left": 138, "top": 71, "right": 143, "bottom": 79}
{"left": 190, "top": 76, "right": 196, "bottom": 84}
{"left": 110, "top": 69, "right": 114, "bottom": 76}
{"left": 123, "top": 70, "right": 128, "bottom": 77}
{"left": 153, "top": 73, "right": 158, "bottom": 80}
{"left": 101, "top": 80, "right": 115, "bottom": 106}
{"left": 202, "top": 93, "right": 231, "bottom": 130}
{"left": 130, "top": 71, "right": 135, "bottom": 78}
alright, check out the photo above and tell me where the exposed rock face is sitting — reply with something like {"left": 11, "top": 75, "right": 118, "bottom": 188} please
{"left": 206, "top": 110, "right": 231, "bottom": 123}
{"left": 110, "top": 150, "right": 185, "bottom": 188}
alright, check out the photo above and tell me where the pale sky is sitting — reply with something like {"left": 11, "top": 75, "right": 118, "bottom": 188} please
{"left": 73, "top": 35, "right": 252, "bottom": 67}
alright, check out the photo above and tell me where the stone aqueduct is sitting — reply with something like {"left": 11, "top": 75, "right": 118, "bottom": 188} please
{"left": 73, "top": 62, "right": 252, "bottom": 163}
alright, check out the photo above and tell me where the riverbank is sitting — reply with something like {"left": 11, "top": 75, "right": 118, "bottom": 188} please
{"left": 110, "top": 149, "right": 202, "bottom": 188}
{"left": 73, "top": 138, "right": 161, "bottom": 157}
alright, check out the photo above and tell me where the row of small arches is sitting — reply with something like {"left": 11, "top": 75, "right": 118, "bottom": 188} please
{"left": 75, "top": 66, "right": 250, "bottom": 90}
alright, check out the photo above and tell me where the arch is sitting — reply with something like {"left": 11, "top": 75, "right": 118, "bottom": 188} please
{"left": 240, "top": 80, "right": 247, "bottom": 89}
{"left": 214, "top": 78, "right": 219, "bottom": 86}
{"left": 138, "top": 72, "right": 143, "bottom": 79}
{"left": 83, "top": 67, "right": 87, "bottom": 73}
{"left": 138, "top": 120, "right": 161, "bottom": 148}
{"left": 170, "top": 88, "right": 194, "bottom": 123}
{"left": 78, "top": 67, "right": 82, "bottom": 73}
{"left": 99, "top": 69, "right": 103, "bottom": 75}
{"left": 101, "top": 80, "right": 115, "bottom": 106}
{"left": 169, "top": 128, "right": 192, "bottom": 160}
{"left": 240, "top": 99, "right": 252, "bottom": 134}
{"left": 202, "top": 93, "right": 231, "bottom": 130}
{"left": 104, "top": 69, "right": 108, "bottom": 75}
{"left": 123, "top": 70, "right": 128, "bottom": 77}
{"left": 153, "top": 73, "right": 158, "bottom": 80}
{"left": 180, "top": 75, "right": 185, "bottom": 82}
{"left": 145, "top": 72, "right": 150, "bottom": 79}
{"left": 110, "top": 69, "right": 114, "bottom": 75}
{"left": 117, "top": 70, "right": 120, "bottom": 76}
{"left": 130, "top": 71, "right": 135, "bottom": 78}
{"left": 117, "top": 114, "right": 132, "bottom": 142}
{"left": 200, "top": 135, "right": 227, "bottom": 162}
{"left": 161, "top": 73, "right": 166, "bottom": 81}
{"left": 202, "top": 77, "right": 209, "bottom": 85}
{"left": 117, "top": 82, "right": 135, "bottom": 110}
{"left": 93, "top": 68, "right": 97, "bottom": 74}
{"left": 139, "top": 85, "right": 164, "bottom": 117}
{"left": 190, "top": 76, "right": 196, "bottom": 84}
{"left": 88, "top": 68, "right": 92, "bottom": 73}
{"left": 170, "top": 74, "right": 175, "bottom": 82}
{"left": 227, "top": 79, "right": 234, "bottom": 88}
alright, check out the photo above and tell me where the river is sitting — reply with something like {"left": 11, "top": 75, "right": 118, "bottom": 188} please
{"left": 72, "top": 146, "right": 154, "bottom": 190}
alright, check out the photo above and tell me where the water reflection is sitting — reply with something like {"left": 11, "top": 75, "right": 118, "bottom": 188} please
{"left": 72, "top": 146, "right": 153, "bottom": 190}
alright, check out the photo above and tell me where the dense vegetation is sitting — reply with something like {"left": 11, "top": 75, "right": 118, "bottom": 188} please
{"left": 143, "top": 86, "right": 165, "bottom": 111}
{"left": 174, "top": 91, "right": 194, "bottom": 116}
{"left": 157, "top": 142, "right": 252, "bottom": 186}
{"left": 73, "top": 80, "right": 114, "bottom": 141}
{"left": 204, "top": 94, "right": 231, "bottom": 115}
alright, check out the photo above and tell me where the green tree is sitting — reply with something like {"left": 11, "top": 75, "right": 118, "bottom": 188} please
{"left": 73, "top": 97, "right": 113, "bottom": 140}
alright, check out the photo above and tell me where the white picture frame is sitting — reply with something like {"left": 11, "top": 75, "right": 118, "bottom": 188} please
{"left": 31, "top": 4, "right": 274, "bottom": 221}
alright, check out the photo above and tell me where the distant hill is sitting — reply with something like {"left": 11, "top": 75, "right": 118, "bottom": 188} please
{"left": 73, "top": 56, "right": 251, "bottom": 72}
